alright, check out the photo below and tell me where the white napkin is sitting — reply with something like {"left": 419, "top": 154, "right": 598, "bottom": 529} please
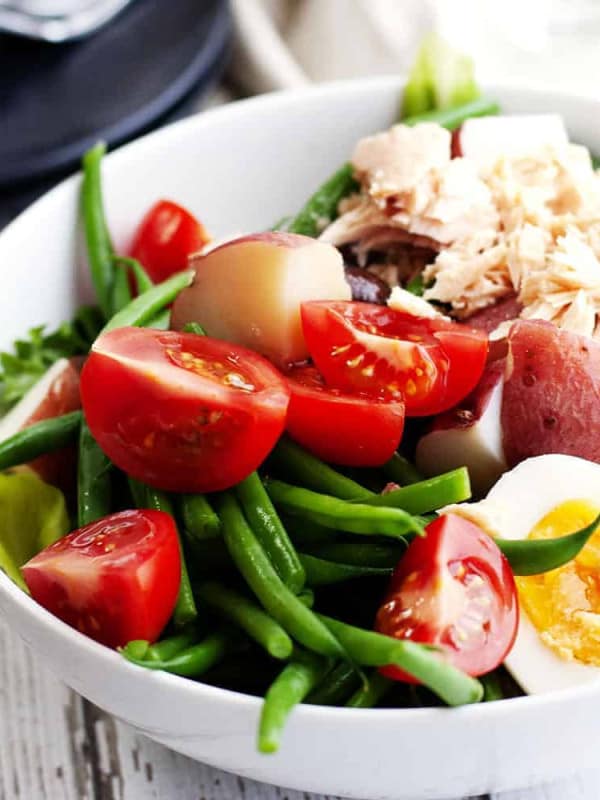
{"left": 230, "top": 0, "right": 435, "bottom": 93}
{"left": 230, "top": 0, "right": 600, "bottom": 97}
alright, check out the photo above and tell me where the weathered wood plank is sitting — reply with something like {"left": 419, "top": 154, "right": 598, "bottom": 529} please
{"left": 492, "top": 774, "right": 600, "bottom": 800}
{"left": 94, "top": 714, "right": 343, "bottom": 800}
{"left": 0, "top": 617, "right": 94, "bottom": 800}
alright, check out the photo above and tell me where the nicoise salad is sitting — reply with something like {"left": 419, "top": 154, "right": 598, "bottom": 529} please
{"left": 1, "top": 36, "right": 600, "bottom": 753}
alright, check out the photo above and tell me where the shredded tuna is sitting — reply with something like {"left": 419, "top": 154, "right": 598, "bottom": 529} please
{"left": 321, "top": 119, "right": 600, "bottom": 339}
{"left": 321, "top": 123, "right": 499, "bottom": 254}
{"left": 424, "top": 145, "right": 600, "bottom": 335}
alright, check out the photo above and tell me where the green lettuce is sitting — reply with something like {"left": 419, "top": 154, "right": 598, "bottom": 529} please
{"left": 0, "top": 472, "right": 70, "bottom": 590}
{"left": 0, "top": 306, "right": 102, "bottom": 415}
{"left": 401, "top": 33, "right": 480, "bottom": 119}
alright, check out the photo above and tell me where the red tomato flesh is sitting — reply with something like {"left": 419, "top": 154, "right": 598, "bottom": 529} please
{"left": 301, "top": 301, "right": 488, "bottom": 416}
{"left": 285, "top": 364, "right": 405, "bottom": 466}
{"left": 22, "top": 510, "right": 181, "bottom": 648}
{"left": 80, "top": 328, "right": 290, "bottom": 493}
{"left": 130, "top": 200, "right": 210, "bottom": 283}
{"left": 376, "top": 514, "right": 518, "bottom": 679}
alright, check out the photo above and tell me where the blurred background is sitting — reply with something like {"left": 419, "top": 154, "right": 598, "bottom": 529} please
{"left": 2, "top": 0, "right": 599, "bottom": 226}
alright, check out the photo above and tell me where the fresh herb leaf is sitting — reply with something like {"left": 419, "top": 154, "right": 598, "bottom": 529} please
{"left": 406, "top": 274, "right": 425, "bottom": 297}
{"left": 0, "top": 306, "right": 103, "bottom": 414}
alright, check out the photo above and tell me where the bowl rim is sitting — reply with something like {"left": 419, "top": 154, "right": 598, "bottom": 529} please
{"left": 2, "top": 74, "right": 600, "bottom": 728}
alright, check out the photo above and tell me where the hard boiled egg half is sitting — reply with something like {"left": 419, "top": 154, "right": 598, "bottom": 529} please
{"left": 446, "top": 454, "right": 600, "bottom": 694}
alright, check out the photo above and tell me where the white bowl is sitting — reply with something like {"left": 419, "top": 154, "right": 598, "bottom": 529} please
{"left": 1, "top": 78, "right": 600, "bottom": 800}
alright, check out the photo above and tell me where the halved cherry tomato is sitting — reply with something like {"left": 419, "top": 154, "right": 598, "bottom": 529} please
{"left": 376, "top": 514, "right": 518, "bottom": 679}
{"left": 80, "top": 328, "right": 290, "bottom": 492}
{"left": 301, "top": 301, "right": 488, "bottom": 416}
{"left": 285, "top": 364, "right": 405, "bottom": 466}
{"left": 22, "top": 510, "right": 181, "bottom": 648}
{"left": 130, "top": 200, "right": 210, "bottom": 283}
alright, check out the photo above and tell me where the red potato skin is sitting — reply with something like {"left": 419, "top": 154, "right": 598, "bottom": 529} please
{"left": 428, "top": 358, "right": 505, "bottom": 433}
{"left": 465, "top": 296, "right": 523, "bottom": 362}
{"left": 450, "top": 128, "right": 463, "bottom": 158}
{"left": 501, "top": 320, "right": 600, "bottom": 466}
{"left": 199, "top": 232, "right": 317, "bottom": 257}
{"left": 465, "top": 295, "right": 523, "bottom": 336}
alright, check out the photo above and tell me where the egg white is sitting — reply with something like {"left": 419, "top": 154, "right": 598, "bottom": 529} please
{"left": 447, "top": 454, "right": 600, "bottom": 695}
{"left": 485, "top": 454, "right": 600, "bottom": 542}
{"left": 507, "top": 607, "right": 600, "bottom": 694}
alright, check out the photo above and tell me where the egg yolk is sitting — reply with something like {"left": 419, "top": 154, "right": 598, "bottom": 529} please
{"left": 517, "top": 500, "right": 600, "bottom": 665}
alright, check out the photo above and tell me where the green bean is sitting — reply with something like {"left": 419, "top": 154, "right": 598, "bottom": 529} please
{"left": 81, "top": 142, "right": 115, "bottom": 319}
{"left": 100, "top": 270, "right": 194, "bottom": 334}
{"left": 271, "top": 438, "right": 373, "bottom": 500}
{"left": 307, "top": 542, "right": 403, "bottom": 569}
{"left": 265, "top": 480, "right": 423, "bottom": 539}
{"left": 0, "top": 410, "right": 82, "bottom": 472}
{"left": 187, "top": 536, "right": 232, "bottom": 573}
{"left": 299, "top": 553, "right": 392, "bottom": 586}
{"left": 77, "top": 420, "right": 112, "bottom": 526}
{"left": 287, "top": 163, "right": 359, "bottom": 238}
{"left": 121, "top": 631, "right": 228, "bottom": 677}
{"left": 73, "top": 305, "right": 104, "bottom": 344}
{"left": 182, "top": 322, "right": 207, "bottom": 336}
{"left": 146, "top": 309, "right": 170, "bottom": 330}
{"left": 180, "top": 494, "right": 221, "bottom": 541}
{"left": 282, "top": 515, "right": 333, "bottom": 546}
{"left": 402, "top": 97, "right": 500, "bottom": 130}
{"left": 316, "top": 613, "right": 483, "bottom": 706}
{"left": 146, "top": 629, "right": 200, "bottom": 662}
{"left": 196, "top": 580, "right": 293, "bottom": 659}
{"left": 481, "top": 671, "right": 504, "bottom": 702}
{"left": 110, "top": 264, "right": 132, "bottom": 315}
{"left": 258, "top": 649, "right": 330, "bottom": 753}
{"left": 297, "top": 588, "right": 314, "bottom": 608}
{"left": 127, "top": 475, "right": 147, "bottom": 508}
{"left": 122, "top": 629, "right": 200, "bottom": 663}
{"left": 128, "top": 478, "right": 197, "bottom": 628}
{"left": 346, "top": 671, "right": 393, "bottom": 708}
{"left": 122, "top": 640, "right": 149, "bottom": 660}
{"left": 113, "top": 256, "right": 154, "bottom": 294}
{"left": 382, "top": 453, "right": 423, "bottom": 486}
{"left": 496, "top": 513, "right": 600, "bottom": 575}
{"left": 236, "top": 471, "right": 305, "bottom": 593}
{"left": 306, "top": 662, "right": 360, "bottom": 706}
{"left": 216, "top": 492, "right": 346, "bottom": 659}
{"left": 363, "top": 468, "right": 471, "bottom": 514}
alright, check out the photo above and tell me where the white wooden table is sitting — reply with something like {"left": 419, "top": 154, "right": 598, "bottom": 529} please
{"left": 2, "top": 85, "right": 600, "bottom": 800}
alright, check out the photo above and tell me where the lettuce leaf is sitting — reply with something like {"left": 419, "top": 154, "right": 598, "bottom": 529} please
{"left": 401, "top": 33, "right": 480, "bottom": 119}
{"left": 0, "top": 472, "right": 70, "bottom": 590}
{"left": 0, "top": 306, "right": 103, "bottom": 415}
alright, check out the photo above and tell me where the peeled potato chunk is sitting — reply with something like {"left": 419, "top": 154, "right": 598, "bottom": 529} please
{"left": 171, "top": 232, "right": 351, "bottom": 365}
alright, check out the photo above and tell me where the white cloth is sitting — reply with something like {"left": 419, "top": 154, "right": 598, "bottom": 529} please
{"left": 230, "top": 0, "right": 434, "bottom": 93}
{"left": 230, "top": 0, "right": 600, "bottom": 96}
